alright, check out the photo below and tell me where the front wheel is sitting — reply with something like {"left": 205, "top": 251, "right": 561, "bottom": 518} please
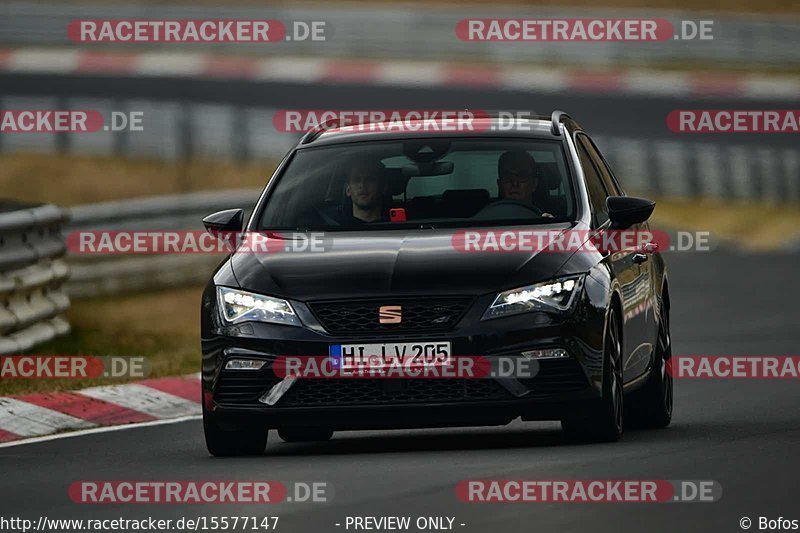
{"left": 626, "top": 297, "right": 673, "bottom": 429}
{"left": 561, "top": 309, "right": 624, "bottom": 443}
{"left": 203, "top": 405, "right": 268, "bottom": 456}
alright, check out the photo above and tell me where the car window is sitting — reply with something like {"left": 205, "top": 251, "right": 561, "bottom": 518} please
{"left": 578, "top": 134, "right": 623, "bottom": 197}
{"left": 258, "top": 138, "right": 576, "bottom": 231}
{"left": 575, "top": 134, "right": 610, "bottom": 227}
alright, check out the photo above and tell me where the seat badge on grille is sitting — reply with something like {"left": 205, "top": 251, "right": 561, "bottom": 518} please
{"left": 379, "top": 305, "right": 402, "bottom": 324}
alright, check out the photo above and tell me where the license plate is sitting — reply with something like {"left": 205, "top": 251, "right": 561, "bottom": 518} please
{"left": 329, "top": 342, "right": 452, "bottom": 370}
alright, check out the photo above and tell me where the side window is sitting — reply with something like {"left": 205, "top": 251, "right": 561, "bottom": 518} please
{"left": 575, "top": 135, "right": 610, "bottom": 227}
{"left": 579, "top": 135, "right": 623, "bottom": 197}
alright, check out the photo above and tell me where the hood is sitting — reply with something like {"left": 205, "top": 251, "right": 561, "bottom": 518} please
{"left": 230, "top": 224, "right": 581, "bottom": 301}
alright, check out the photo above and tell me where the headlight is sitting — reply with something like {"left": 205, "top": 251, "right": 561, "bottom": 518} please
{"left": 482, "top": 275, "right": 585, "bottom": 320}
{"left": 217, "top": 287, "right": 301, "bottom": 326}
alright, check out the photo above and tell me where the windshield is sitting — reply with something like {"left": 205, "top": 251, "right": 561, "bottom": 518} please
{"left": 259, "top": 138, "right": 576, "bottom": 230}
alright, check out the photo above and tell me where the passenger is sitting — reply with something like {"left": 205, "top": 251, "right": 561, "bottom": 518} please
{"left": 497, "top": 149, "right": 553, "bottom": 217}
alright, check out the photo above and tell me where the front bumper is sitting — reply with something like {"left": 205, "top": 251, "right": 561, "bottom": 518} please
{"left": 201, "top": 285, "right": 607, "bottom": 429}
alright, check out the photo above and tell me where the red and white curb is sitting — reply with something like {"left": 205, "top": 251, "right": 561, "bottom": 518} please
{"left": 1, "top": 47, "right": 799, "bottom": 100}
{"left": 0, "top": 373, "right": 201, "bottom": 446}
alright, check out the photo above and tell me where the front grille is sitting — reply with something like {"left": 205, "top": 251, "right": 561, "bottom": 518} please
{"left": 309, "top": 297, "right": 473, "bottom": 335}
{"left": 279, "top": 378, "right": 512, "bottom": 407}
{"left": 213, "top": 358, "right": 590, "bottom": 407}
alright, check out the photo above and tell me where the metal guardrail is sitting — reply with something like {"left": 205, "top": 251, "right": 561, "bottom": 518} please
{"left": 65, "top": 189, "right": 259, "bottom": 298}
{"left": 596, "top": 137, "right": 800, "bottom": 203}
{"left": 0, "top": 201, "right": 71, "bottom": 354}
{"left": 1, "top": 2, "right": 799, "bottom": 68}
{"left": 2, "top": 95, "right": 797, "bottom": 203}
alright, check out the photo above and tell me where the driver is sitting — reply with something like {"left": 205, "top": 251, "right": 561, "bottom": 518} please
{"left": 497, "top": 149, "right": 553, "bottom": 217}
{"left": 343, "top": 158, "right": 390, "bottom": 223}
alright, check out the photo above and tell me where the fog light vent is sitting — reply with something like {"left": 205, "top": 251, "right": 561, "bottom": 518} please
{"left": 225, "top": 358, "right": 267, "bottom": 370}
{"left": 521, "top": 348, "right": 569, "bottom": 360}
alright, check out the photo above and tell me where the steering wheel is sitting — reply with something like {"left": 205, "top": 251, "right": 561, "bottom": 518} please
{"left": 472, "top": 199, "right": 542, "bottom": 220}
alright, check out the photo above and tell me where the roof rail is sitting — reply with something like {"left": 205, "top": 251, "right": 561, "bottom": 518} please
{"left": 300, "top": 117, "right": 341, "bottom": 144}
{"left": 550, "top": 110, "right": 571, "bottom": 136}
{"left": 300, "top": 111, "right": 560, "bottom": 144}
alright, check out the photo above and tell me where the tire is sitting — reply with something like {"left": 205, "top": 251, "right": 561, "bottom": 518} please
{"left": 278, "top": 427, "right": 334, "bottom": 443}
{"left": 626, "top": 296, "right": 673, "bottom": 429}
{"left": 203, "top": 406, "right": 268, "bottom": 456}
{"left": 561, "top": 309, "right": 624, "bottom": 443}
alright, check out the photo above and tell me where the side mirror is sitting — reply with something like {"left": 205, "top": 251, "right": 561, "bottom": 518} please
{"left": 607, "top": 196, "right": 655, "bottom": 229}
{"left": 202, "top": 209, "right": 243, "bottom": 234}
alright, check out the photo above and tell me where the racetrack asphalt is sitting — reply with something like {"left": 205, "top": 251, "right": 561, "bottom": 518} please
{"left": 1, "top": 249, "right": 798, "bottom": 532}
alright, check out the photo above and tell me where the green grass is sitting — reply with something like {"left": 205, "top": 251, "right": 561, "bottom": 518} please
{"left": 650, "top": 197, "right": 800, "bottom": 251}
{"left": 0, "top": 153, "right": 276, "bottom": 207}
{"left": 0, "top": 286, "right": 202, "bottom": 396}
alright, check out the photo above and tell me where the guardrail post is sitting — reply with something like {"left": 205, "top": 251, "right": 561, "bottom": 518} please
{"left": 178, "top": 102, "right": 194, "bottom": 162}
{"left": 55, "top": 96, "right": 70, "bottom": 155}
{"left": 232, "top": 106, "right": 249, "bottom": 163}
{"left": 112, "top": 98, "right": 129, "bottom": 158}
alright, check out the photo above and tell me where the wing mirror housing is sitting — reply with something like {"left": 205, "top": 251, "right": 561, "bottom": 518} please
{"left": 202, "top": 209, "right": 244, "bottom": 234}
{"left": 607, "top": 196, "right": 655, "bottom": 229}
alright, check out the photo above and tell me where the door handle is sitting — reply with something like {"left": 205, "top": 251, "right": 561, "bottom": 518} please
{"left": 632, "top": 252, "right": 649, "bottom": 264}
